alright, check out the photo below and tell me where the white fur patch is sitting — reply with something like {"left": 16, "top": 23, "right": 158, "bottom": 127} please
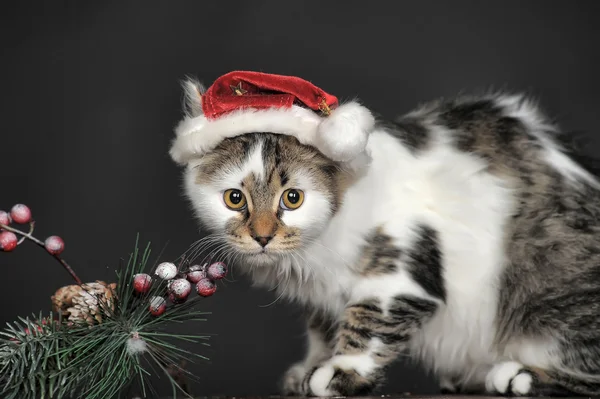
{"left": 280, "top": 173, "right": 333, "bottom": 233}
{"left": 351, "top": 271, "right": 439, "bottom": 314}
{"left": 544, "top": 148, "right": 599, "bottom": 188}
{"left": 398, "top": 126, "right": 515, "bottom": 385}
{"left": 511, "top": 372, "right": 534, "bottom": 395}
{"left": 183, "top": 142, "right": 267, "bottom": 232}
{"left": 309, "top": 364, "right": 336, "bottom": 396}
{"left": 240, "top": 140, "right": 265, "bottom": 184}
{"left": 504, "top": 337, "right": 559, "bottom": 370}
{"left": 309, "top": 338, "right": 383, "bottom": 395}
{"left": 485, "top": 361, "right": 528, "bottom": 394}
{"left": 331, "top": 337, "right": 383, "bottom": 377}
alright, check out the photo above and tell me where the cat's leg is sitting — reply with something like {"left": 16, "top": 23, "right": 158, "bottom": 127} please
{"left": 304, "top": 291, "right": 439, "bottom": 396}
{"left": 282, "top": 310, "right": 336, "bottom": 395}
{"left": 485, "top": 361, "right": 538, "bottom": 396}
{"left": 302, "top": 225, "right": 444, "bottom": 396}
{"left": 485, "top": 289, "right": 600, "bottom": 397}
{"left": 483, "top": 361, "right": 600, "bottom": 397}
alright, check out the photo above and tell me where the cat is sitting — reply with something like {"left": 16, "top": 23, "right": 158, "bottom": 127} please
{"left": 171, "top": 77, "right": 600, "bottom": 397}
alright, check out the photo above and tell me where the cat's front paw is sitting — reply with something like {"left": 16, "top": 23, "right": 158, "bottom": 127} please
{"left": 282, "top": 362, "right": 307, "bottom": 396}
{"left": 306, "top": 357, "right": 380, "bottom": 396}
{"left": 439, "top": 375, "right": 460, "bottom": 394}
{"left": 485, "top": 361, "right": 534, "bottom": 396}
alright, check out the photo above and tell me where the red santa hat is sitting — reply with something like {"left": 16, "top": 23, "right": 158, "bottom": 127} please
{"left": 169, "top": 71, "right": 375, "bottom": 165}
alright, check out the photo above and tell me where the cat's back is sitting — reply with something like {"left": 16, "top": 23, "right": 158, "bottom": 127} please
{"left": 369, "top": 92, "right": 600, "bottom": 380}
{"left": 386, "top": 92, "right": 599, "bottom": 187}
{"left": 376, "top": 92, "right": 600, "bottom": 242}
{"left": 387, "top": 91, "right": 600, "bottom": 298}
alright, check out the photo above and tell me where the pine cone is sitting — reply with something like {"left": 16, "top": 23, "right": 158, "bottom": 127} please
{"left": 51, "top": 281, "right": 117, "bottom": 325}
{"left": 51, "top": 284, "right": 83, "bottom": 318}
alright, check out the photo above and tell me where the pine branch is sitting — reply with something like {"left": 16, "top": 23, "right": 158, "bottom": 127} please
{"left": 1, "top": 234, "right": 223, "bottom": 399}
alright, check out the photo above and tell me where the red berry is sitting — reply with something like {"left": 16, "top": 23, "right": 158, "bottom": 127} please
{"left": 0, "top": 210, "right": 11, "bottom": 227}
{"left": 0, "top": 231, "right": 18, "bottom": 252}
{"left": 169, "top": 278, "right": 191, "bottom": 300}
{"left": 10, "top": 204, "right": 31, "bottom": 224}
{"left": 168, "top": 291, "right": 188, "bottom": 304}
{"left": 133, "top": 273, "right": 152, "bottom": 294}
{"left": 187, "top": 270, "right": 206, "bottom": 283}
{"left": 149, "top": 296, "right": 166, "bottom": 316}
{"left": 207, "top": 262, "right": 227, "bottom": 280}
{"left": 196, "top": 278, "right": 217, "bottom": 297}
{"left": 155, "top": 262, "right": 178, "bottom": 280}
{"left": 44, "top": 235, "right": 65, "bottom": 255}
{"left": 24, "top": 325, "right": 43, "bottom": 335}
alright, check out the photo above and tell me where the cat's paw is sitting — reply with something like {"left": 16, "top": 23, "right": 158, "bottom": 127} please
{"left": 439, "top": 375, "right": 459, "bottom": 394}
{"left": 281, "top": 362, "right": 307, "bottom": 396}
{"left": 485, "top": 361, "right": 534, "bottom": 396}
{"left": 306, "top": 357, "right": 380, "bottom": 396}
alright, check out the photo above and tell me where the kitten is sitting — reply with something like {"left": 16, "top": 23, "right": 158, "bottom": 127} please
{"left": 173, "top": 79, "right": 600, "bottom": 396}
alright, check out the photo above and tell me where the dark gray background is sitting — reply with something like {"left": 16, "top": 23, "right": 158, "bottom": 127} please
{"left": 1, "top": 1, "right": 599, "bottom": 397}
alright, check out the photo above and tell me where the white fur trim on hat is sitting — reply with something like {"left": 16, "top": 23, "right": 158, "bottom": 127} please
{"left": 169, "top": 101, "right": 375, "bottom": 165}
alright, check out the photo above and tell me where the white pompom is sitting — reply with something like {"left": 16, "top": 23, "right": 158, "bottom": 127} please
{"left": 314, "top": 101, "right": 375, "bottom": 162}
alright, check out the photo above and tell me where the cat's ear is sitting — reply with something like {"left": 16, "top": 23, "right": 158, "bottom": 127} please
{"left": 181, "top": 76, "right": 206, "bottom": 118}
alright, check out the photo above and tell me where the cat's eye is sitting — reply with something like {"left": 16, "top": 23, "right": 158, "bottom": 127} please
{"left": 280, "top": 189, "right": 304, "bottom": 210}
{"left": 223, "top": 189, "right": 247, "bottom": 210}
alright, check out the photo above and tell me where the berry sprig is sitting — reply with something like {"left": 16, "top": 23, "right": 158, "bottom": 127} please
{"left": 133, "top": 260, "right": 228, "bottom": 317}
{"left": 0, "top": 203, "right": 82, "bottom": 285}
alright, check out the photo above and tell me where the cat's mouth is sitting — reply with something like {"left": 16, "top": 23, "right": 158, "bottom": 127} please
{"left": 229, "top": 244, "right": 290, "bottom": 265}
{"left": 225, "top": 237, "right": 300, "bottom": 266}
{"left": 243, "top": 249, "right": 280, "bottom": 265}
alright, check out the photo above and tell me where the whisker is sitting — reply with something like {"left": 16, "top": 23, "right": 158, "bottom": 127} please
{"left": 258, "top": 272, "right": 290, "bottom": 308}
{"left": 177, "top": 234, "right": 227, "bottom": 265}
{"left": 188, "top": 235, "right": 228, "bottom": 263}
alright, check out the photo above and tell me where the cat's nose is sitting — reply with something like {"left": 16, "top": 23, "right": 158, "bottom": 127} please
{"left": 253, "top": 235, "right": 273, "bottom": 247}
